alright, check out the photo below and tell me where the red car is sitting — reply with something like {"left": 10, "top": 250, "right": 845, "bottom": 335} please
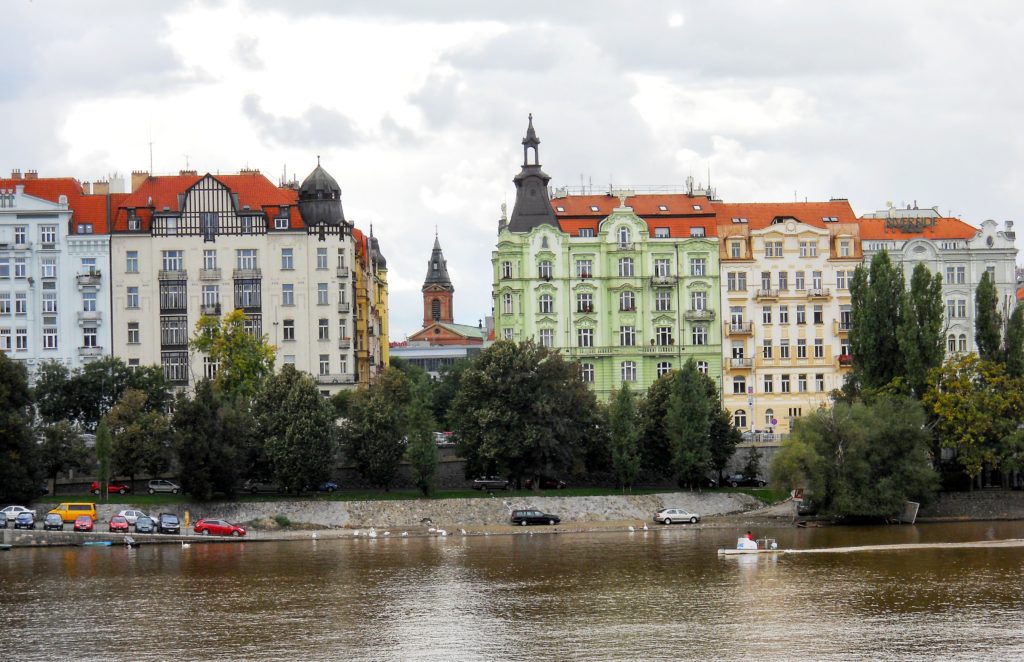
{"left": 108, "top": 515, "right": 130, "bottom": 533}
{"left": 74, "top": 515, "right": 94, "bottom": 532}
{"left": 193, "top": 519, "right": 246, "bottom": 537}
{"left": 91, "top": 481, "right": 131, "bottom": 495}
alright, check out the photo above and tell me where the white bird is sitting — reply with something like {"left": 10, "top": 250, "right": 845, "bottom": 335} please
{"left": 428, "top": 527, "right": 437, "bottom": 533}
{"left": 311, "top": 532, "right": 318, "bottom": 540}
{"left": 353, "top": 530, "right": 361, "bottom": 537}
{"left": 367, "top": 528, "right": 378, "bottom": 539}
{"left": 643, "top": 523, "right": 649, "bottom": 531}
{"left": 401, "top": 531, "right": 409, "bottom": 537}
{"left": 628, "top": 525, "right": 635, "bottom": 532}
{"left": 438, "top": 529, "right": 448, "bottom": 536}
{"left": 181, "top": 541, "right": 191, "bottom": 549}
{"left": 460, "top": 529, "right": 468, "bottom": 536}
{"left": 383, "top": 531, "right": 390, "bottom": 537}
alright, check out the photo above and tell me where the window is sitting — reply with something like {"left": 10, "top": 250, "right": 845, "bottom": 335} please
{"left": 338, "top": 319, "right": 347, "bottom": 340}
{"left": 956, "top": 266, "right": 966, "bottom": 284}
{"left": 617, "top": 226, "right": 631, "bottom": 247}
{"left": 690, "top": 226, "right": 706, "bottom": 237}
{"left": 958, "top": 334, "right": 967, "bottom": 352}
{"left": 502, "top": 293, "right": 513, "bottom": 314}
{"left": 318, "top": 318, "right": 329, "bottom": 341}
{"left": 281, "top": 248, "right": 294, "bottom": 270}
{"left": 811, "top": 271, "right": 822, "bottom": 290}
{"left": 690, "top": 257, "right": 706, "bottom": 276}
{"left": 282, "top": 284, "right": 294, "bottom": 306}
{"left": 813, "top": 305, "right": 823, "bottom": 325}
{"left": 43, "top": 325, "right": 57, "bottom": 350}
{"left": 275, "top": 216, "right": 289, "bottom": 230}
{"left": 316, "top": 248, "right": 328, "bottom": 270}
{"left": 0, "top": 329, "right": 9, "bottom": 351}
{"left": 957, "top": 300, "right": 967, "bottom": 318}
{"left": 948, "top": 334, "right": 956, "bottom": 353}
{"left": 82, "top": 292, "right": 96, "bottom": 312}
{"left": 732, "top": 376, "right": 746, "bottom": 395}
{"left": 778, "top": 271, "right": 788, "bottom": 291}
{"left": 539, "top": 329, "right": 553, "bottom": 348}
{"left": 795, "top": 271, "right": 805, "bottom": 290}
{"left": 40, "top": 225, "right": 57, "bottom": 244}
{"left": 236, "top": 249, "right": 258, "bottom": 270}
{"left": 618, "top": 258, "right": 634, "bottom": 277}
{"left": 283, "top": 320, "right": 295, "bottom": 341}
{"left": 654, "top": 227, "right": 669, "bottom": 238}
{"left": 656, "top": 327, "right": 673, "bottom": 345}
{"left": 762, "top": 306, "right": 772, "bottom": 324}
{"left": 696, "top": 361, "right": 708, "bottom": 375}
{"left": 730, "top": 241, "right": 742, "bottom": 258}
{"left": 127, "top": 322, "right": 140, "bottom": 344}
{"left": 233, "top": 281, "right": 260, "bottom": 309}
{"left": 15, "top": 293, "right": 27, "bottom": 315}
{"left": 799, "top": 241, "right": 818, "bottom": 257}
{"left": 797, "top": 374, "right": 807, "bottom": 392}
{"left": 539, "top": 294, "right": 553, "bottom": 314}
{"left": 836, "top": 270, "right": 848, "bottom": 290}
{"left": 656, "top": 291, "right": 672, "bottom": 311}
{"left": 761, "top": 271, "right": 771, "bottom": 290}
{"left": 503, "top": 328, "right": 514, "bottom": 340}
{"left": 14, "top": 226, "right": 26, "bottom": 245}
{"left": 692, "top": 325, "right": 707, "bottom": 345}
{"left": 727, "top": 272, "right": 747, "bottom": 291}
{"left": 203, "top": 250, "right": 217, "bottom": 270}
{"left": 14, "top": 259, "right": 25, "bottom": 279}
{"left": 620, "top": 326, "right": 636, "bottom": 347}
{"left": 41, "top": 258, "right": 56, "bottom": 279}
{"left": 577, "top": 328, "right": 594, "bottom": 347}
{"left": 691, "top": 291, "right": 706, "bottom": 310}
{"left": 83, "top": 327, "right": 97, "bottom": 348}
{"left": 733, "top": 409, "right": 747, "bottom": 428}
{"left": 538, "top": 261, "right": 552, "bottom": 279}
{"left": 814, "top": 338, "right": 824, "bottom": 358}
{"left": 764, "top": 408, "right": 776, "bottom": 428}
{"left": 765, "top": 240, "right": 783, "bottom": 257}
{"left": 162, "top": 250, "right": 184, "bottom": 271}
{"left": 780, "top": 374, "right": 791, "bottom": 393}
{"left": 576, "top": 259, "right": 593, "bottom": 278}
{"left": 731, "top": 342, "right": 745, "bottom": 359}
{"left": 317, "top": 283, "right": 328, "bottom": 305}
{"left": 126, "top": 251, "right": 139, "bottom": 273}
{"left": 788, "top": 407, "right": 803, "bottom": 421}
{"left": 654, "top": 258, "right": 671, "bottom": 277}
{"left": 797, "top": 339, "right": 807, "bottom": 359}
{"left": 780, "top": 339, "right": 790, "bottom": 359}
{"left": 762, "top": 340, "right": 773, "bottom": 359}
{"left": 576, "top": 292, "right": 593, "bottom": 313}
{"left": 619, "top": 291, "right": 635, "bottom": 311}
{"left": 621, "top": 361, "right": 637, "bottom": 382}
{"left": 580, "top": 363, "right": 595, "bottom": 382}
{"left": 501, "top": 261, "right": 512, "bottom": 279}
{"left": 319, "top": 354, "right": 330, "bottom": 376}
{"left": 656, "top": 362, "right": 672, "bottom": 377}
{"left": 815, "top": 374, "right": 825, "bottom": 392}
{"left": 840, "top": 240, "right": 851, "bottom": 257}
{"left": 796, "top": 305, "right": 806, "bottom": 325}
{"left": 15, "top": 328, "right": 26, "bottom": 351}
{"left": 0, "top": 293, "right": 8, "bottom": 315}
{"left": 762, "top": 374, "right": 773, "bottom": 393}
{"left": 42, "top": 292, "right": 57, "bottom": 313}
{"left": 578, "top": 228, "right": 595, "bottom": 238}
{"left": 202, "top": 285, "right": 219, "bottom": 306}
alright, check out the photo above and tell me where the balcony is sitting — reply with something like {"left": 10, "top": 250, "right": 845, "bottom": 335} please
{"left": 684, "top": 309, "right": 715, "bottom": 322}
{"left": 725, "top": 321, "right": 753, "bottom": 335}
{"left": 576, "top": 272, "right": 593, "bottom": 279}
{"left": 576, "top": 305, "right": 595, "bottom": 314}
{"left": 199, "top": 268, "right": 222, "bottom": 281}
{"left": 726, "top": 357, "right": 754, "bottom": 370}
{"left": 834, "top": 319, "right": 853, "bottom": 335}
{"left": 613, "top": 241, "right": 634, "bottom": 251}
{"left": 200, "top": 303, "right": 222, "bottom": 316}
{"left": 158, "top": 269, "right": 187, "bottom": 281}
{"left": 639, "top": 345, "right": 679, "bottom": 355}
{"left": 338, "top": 301, "right": 351, "bottom": 313}
{"left": 651, "top": 275, "right": 676, "bottom": 286}
{"left": 77, "top": 310, "right": 102, "bottom": 323}
{"left": 76, "top": 272, "right": 101, "bottom": 288}
{"left": 316, "top": 373, "right": 357, "bottom": 386}
{"left": 336, "top": 266, "right": 350, "bottom": 279}
{"left": 807, "top": 288, "right": 831, "bottom": 299}
{"left": 755, "top": 288, "right": 779, "bottom": 300}
{"left": 232, "top": 268, "right": 262, "bottom": 280}
{"left": 838, "top": 354, "right": 853, "bottom": 367}
{"left": 339, "top": 337, "right": 352, "bottom": 350}
{"left": 78, "top": 346, "right": 103, "bottom": 357}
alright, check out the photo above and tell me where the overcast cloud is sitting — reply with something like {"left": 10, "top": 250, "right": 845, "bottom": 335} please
{"left": 3, "top": 0, "right": 1022, "bottom": 339}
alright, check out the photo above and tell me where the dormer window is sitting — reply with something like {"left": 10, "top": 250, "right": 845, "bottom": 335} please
{"left": 658, "top": 205, "right": 669, "bottom": 211}
{"left": 555, "top": 206, "right": 565, "bottom": 212}
{"left": 654, "top": 227, "right": 669, "bottom": 238}
{"left": 590, "top": 206, "right": 600, "bottom": 212}
{"left": 690, "top": 227, "right": 705, "bottom": 237}
{"left": 732, "top": 217, "right": 748, "bottom": 224}
{"left": 692, "top": 204, "right": 702, "bottom": 211}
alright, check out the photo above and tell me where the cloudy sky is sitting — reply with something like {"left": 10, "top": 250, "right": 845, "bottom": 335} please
{"left": 3, "top": 1, "right": 1023, "bottom": 338}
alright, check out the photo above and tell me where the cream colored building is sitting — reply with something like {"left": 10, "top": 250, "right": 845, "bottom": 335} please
{"left": 110, "top": 166, "right": 362, "bottom": 393}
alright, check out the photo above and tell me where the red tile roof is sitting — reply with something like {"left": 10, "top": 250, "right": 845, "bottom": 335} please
{"left": 713, "top": 200, "right": 858, "bottom": 230}
{"left": 857, "top": 216, "right": 978, "bottom": 240}
{"left": 552, "top": 194, "right": 718, "bottom": 238}
{"left": 0, "top": 176, "right": 116, "bottom": 234}
{"left": 1017, "top": 286, "right": 1023, "bottom": 303}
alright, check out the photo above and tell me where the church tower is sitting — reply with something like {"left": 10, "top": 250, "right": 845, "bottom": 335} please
{"left": 506, "top": 114, "right": 558, "bottom": 233}
{"left": 422, "top": 234, "right": 454, "bottom": 326}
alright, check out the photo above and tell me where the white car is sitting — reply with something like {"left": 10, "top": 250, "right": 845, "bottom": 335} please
{"left": 147, "top": 479, "right": 181, "bottom": 495}
{"left": 2, "top": 505, "right": 37, "bottom": 522}
{"left": 117, "top": 509, "right": 155, "bottom": 526}
{"left": 653, "top": 508, "right": 701, "bottom": 525}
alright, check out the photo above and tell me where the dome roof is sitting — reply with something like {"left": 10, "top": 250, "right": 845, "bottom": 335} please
{"left": 299, "top": 164, "right": 341, "bottom": 201}
{"left": 298, "top": 161, "right": 346, "bottom": 226}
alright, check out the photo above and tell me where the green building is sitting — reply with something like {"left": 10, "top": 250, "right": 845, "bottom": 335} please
{"left": 491, "top": 116, "right": 723, "bottom": 399}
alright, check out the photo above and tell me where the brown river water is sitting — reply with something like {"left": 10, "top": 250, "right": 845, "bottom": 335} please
{"left": 2, "top": 521, "right": 1023, "bottom": 661}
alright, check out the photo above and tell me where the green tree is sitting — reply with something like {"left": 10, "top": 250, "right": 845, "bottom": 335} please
{"left": 106, "top": 389, "right": 172, "bottom": 487}
{"left": 974, "top": 271, "right": 1003, "bottom": 363}
{"left": 173, "top": 380, "right": 246, "bottom": 500}
{"left": 770, "top": 397, "right": 938, "bottom": 518}
{"left": 405, "top": 381, "right": 439, "bottom": 496}
{"left": 95, "top": 419, "right": 112, "bottom": 502}
{"left": 0, "top": 352, "right": 42, "bottom": 503}
{"left": 741, "top": 444, "right": 763, "bottom": 480}
{"left": 607, "top": 384, "right": 641, "bottom": 491}
{"left": 431, "top": 358, "right": 473, "bottom": 429}
{"left": 1004, "top": 304, "right": 1024, "bottom": 378}
{"left": 451, "top": 341, "right": 597, "bottom": 487}
{"left": 32, "top": 360, "right": 74, "bottom": 423}
{"left": 665, "top": 360, "right": 713, "bottom": 488}
{"left": 849, "top": 251, "right": 906, "bottom": 390}
{"left": 38, "top": 420, "right": 89, "bottom": 489}
{"left": 191, "top": 309, "right": 276, "bottom": 401}
{"left": 708, "top": 408, "right": 742, "bottom": 484}
{"left": 344, "top": 371, "right": 409, "bottom": 490}
{"left": 923, "top": 354, "right": 1024, "bottom": 486}
{"left": 897, "top": 262, "right": 946, "bottom": 397}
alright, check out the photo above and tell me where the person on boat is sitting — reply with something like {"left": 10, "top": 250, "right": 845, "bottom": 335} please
{"left": 746, "top": 531, "right": 754, "bottom": 541}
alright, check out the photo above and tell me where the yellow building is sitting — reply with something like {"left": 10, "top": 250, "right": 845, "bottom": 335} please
{"left": 352, "top": 227, "right": 388, "bottom": 386}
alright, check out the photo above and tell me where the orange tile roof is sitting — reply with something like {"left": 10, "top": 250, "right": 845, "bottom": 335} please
{"left": 0, "top": 176, "right": 116, "bottom": 233}
{"left": 713, "top": 200, "right": 858, "bottom": 229}
{"left": 857, "top": 216, "right": 978, "bottom": 240}
{"left": 552, "top": 194, "right": 717, "bottom": 238}
{"left": 1017, "top": 286, "right": 1024, "bottom": 302}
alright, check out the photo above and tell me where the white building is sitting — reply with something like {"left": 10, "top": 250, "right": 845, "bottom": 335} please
{"left": 0, "top": 171, "right": 113, "bottom": 379}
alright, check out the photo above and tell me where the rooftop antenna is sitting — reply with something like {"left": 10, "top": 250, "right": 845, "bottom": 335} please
{"left": 148, "top": 126, "right": 154, "bottom": 175}
{"left": 184, "top": 154, "right": 190, "bottom": 170}
{"left": 707, "top": 163, "right": 711, "bottom": 189}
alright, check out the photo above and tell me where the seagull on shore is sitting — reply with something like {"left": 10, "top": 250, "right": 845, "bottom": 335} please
{"left": 383, "top": 531, "right": 390, "bottom": 537}
{"left": 643, "top": 523, "right": 649, "bottom": 531}
{"left": 438, "top": 529, "right": 448, "bottom": 536}
{"left": 428, "top": 527, "right": 437, "bottom": 533}
{"left": 460, "top": 529, "right": 467, "bottom": 536}
{"left": 401, "top": 531, "right": 409, "bottom": 537}
{"left": 368, "top": 528, "right": 378, "bottom": 539}
{"left": 628, "top": 525, "right": 635, "bottom": 532}
{"left": 311, "top": 533, "right": 318, "bottom": 540}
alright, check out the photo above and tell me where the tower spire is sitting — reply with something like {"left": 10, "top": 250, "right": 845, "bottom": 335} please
{"left": 507, "top": 114, "right": 558, "bottom": 233}
{"left": 422, "top": 233, "right": 454, "bottom": 326}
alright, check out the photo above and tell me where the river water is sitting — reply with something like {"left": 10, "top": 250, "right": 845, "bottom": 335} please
{"left": 2, "top": 521, "right": 1023, "bottom": 661}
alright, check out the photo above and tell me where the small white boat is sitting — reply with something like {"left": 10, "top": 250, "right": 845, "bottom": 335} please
{"left": 718, "top": 537, "right": 783, "bottom": 556}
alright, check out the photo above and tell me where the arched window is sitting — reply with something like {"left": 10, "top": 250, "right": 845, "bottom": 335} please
{"left": 765, "top": 408, "right": 775, "bottom": 428}
{"left": 502, "top": 293, "right": 513, "bottom": 314}
{"left": 732, "top": 376, "right": 746, "bottom": 394}
{"left": 947, "top": 334, "right": 956, "bottom": 353}
{"left": 538, "top": 294, "right": 553, "bottom": 314}
{"left": 734, "top": 409, "right": 747, "bottom": 428}
{"left": 431, "top": 298, "right": 441, "bottom": 320}
{"left": 958, "top": 334, "right": 968, "bottom": 352}
{"left": 617, "top": 226, "right": 631, "bottom": 247}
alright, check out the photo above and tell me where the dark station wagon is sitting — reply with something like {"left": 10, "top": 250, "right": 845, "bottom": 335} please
{"left": 510, "top": 509, "right": 560, "bottom": 526}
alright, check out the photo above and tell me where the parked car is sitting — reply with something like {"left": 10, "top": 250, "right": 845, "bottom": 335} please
{"left": 524, "top": 476, "right": 567, "bottom": 490}
{"left": 14, "top": 512, "right": 36, "bottom": 529}
{"left": 90, "top": 481, "right": 131, "bottom": 495}
{"left": 796, "top": 498, "right": 818, "bottom": 516}
{"left": 243, "top": 480, "right": 279, "bottom": 494}
{"left": 43, "top": 514, "right": 64, "bottom": 531}
{"left": 117, "top": 509, "right": 151, "bottom": 526}
{"left": 74, "top": 515, "right": 94, "bottom": 532}
{"left": 157, "top": 513, "right": 181, "bottom": 534}
{"left": 134, "top": 516, "right": 156, "bottom": 534}
{"left": 653, "top": 508, "right": 701, "bottom": 525}
{"left": 48, "top": 502, "right": 97, "bottom": 523}
{"left": 316, "top": 481, "right": 339, "bottom": 493}
{"left": 108, "top": 515, "right": 130, "bottom": 533}
{"left": 194, "top": 519, "right": 246, "bottom": 537}
{"left": 510, "top": 509, "right": 560, "bottom": 526}
{"left": 38, "top": 483, "right": 51, "bottom": 496}
{"left": 0, "top": 516, "right": 6, "bottom": 529}
{"left": 723, "top": 473, "right": 767, "bottom": 488}
{"left": 147, "top": 479, "right": 180, "bottom": 495}
{"left": 2, "top": 505, "right": 37, "bottom": 522}
{"left": 472, "top": 476, "right": 510, "bottom": 491}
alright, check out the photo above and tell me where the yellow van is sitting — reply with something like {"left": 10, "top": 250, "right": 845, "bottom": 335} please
{"left": 48, "top": 502, "right": 97, "bottom": 523}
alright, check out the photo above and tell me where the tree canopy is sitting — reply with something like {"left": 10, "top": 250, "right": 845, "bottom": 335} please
{"left": 607, "top": 384, "right": 641, "bottom": 490}
{"left": 191, "top": 309, "right": 276, "bottom": 401}
{"left": 974, "top": 271, "right": 1003, "bottom": 363}
{"left": 849, "top": 251, "right": 907, "bottom": 391}
{"left": 0, "top": 352, "right": 41, "bottom": 503}
{"left": 897, "top": 262, "right": 946, "bottom": 397}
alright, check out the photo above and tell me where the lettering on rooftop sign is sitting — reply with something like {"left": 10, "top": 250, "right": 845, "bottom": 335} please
{"left": 885, "top": 216, "right": 937, "bottom": 233}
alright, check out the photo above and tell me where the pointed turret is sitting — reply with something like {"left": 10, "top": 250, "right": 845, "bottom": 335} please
{"left": 422, "top": 233, "right": 454, "bottom": 326}
{"left": 506, "top": 114, "right": 559, "bottom": 233}
{"left": 424, "top": 235, "right": 452, "bottom": 288}
{"left": 298, "top": 157, "right": 348, "bottom": 228}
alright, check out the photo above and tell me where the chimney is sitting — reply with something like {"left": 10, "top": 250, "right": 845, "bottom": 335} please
{"left": 239, "top": 167, "right": 260, "bottom": 175}
{"left": 92, "top": 180, "right": 109, "bottom": 196}
{"left": 24, "top": 170, "right": 38, "bottom": 180}
{"left": 83, "top": 182, "right": 92, "bottom": 194}
{"left": 131, "top": 170, "right": 149, "bottom": 192}
{"left": 179, "top": 169, "right": 197, "bottom": 177}
{"left": 10, "top": 169, "right": 21, "bottom": 180}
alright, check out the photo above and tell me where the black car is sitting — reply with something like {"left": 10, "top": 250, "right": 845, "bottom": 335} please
{"left": 14, "top": 512, "right": 35, "bottom": 529}
{"left": 524, "top": 476, "right": 567, "bottom": 490}
{"left": 472, "top": 476, "right": 510, "bottom": 491}
{"left": 723, "top": 473, "right": 766, "bottom": 488}
{"left": 135, "top": 516, "right": 156, "bottom": 534}
{"left": 510, "top": 509, "right": 560, "bottom": 526}
{"left": 157, "top": 513, "right": 180, "bottom": 534}
{"left": 43, "top": 513, "right": 64, "bottom": 531}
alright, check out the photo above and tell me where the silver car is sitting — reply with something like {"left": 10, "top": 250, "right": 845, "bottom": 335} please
{"left": 653, "top": 508, "right": 700, "bottom": 525}
{"left": 147, "top": 479, "right": 180, "bottom": 495}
